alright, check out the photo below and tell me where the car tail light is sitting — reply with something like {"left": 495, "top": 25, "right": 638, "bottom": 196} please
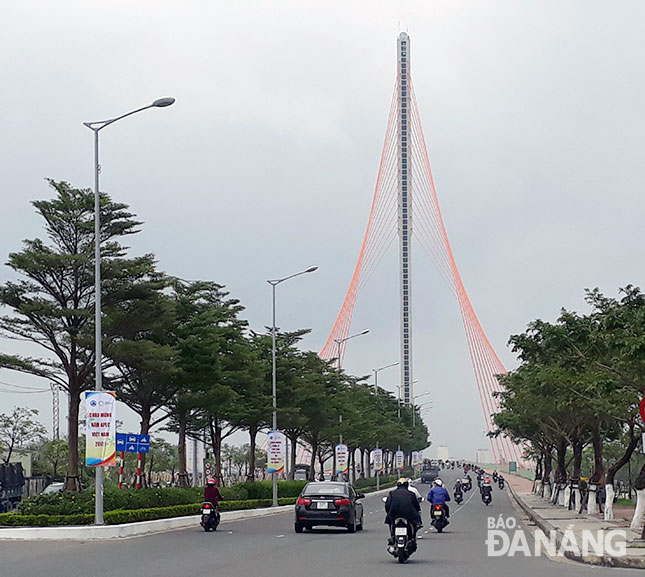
{"left": 334, "top": 498, "right": 351, "bottom": 506}
{"left": 297, "top": 498, "right": 311, "bottom": 505}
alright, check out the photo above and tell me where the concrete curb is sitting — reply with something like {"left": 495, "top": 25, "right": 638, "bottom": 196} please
{"left": 0, "top": 481, "right": 398, "bottom": 542}
{"left": 507, "top": 483, "right": 645, "bottom": 569}
{"left": 0, "top": 504, "right": 293, "bottom": 541}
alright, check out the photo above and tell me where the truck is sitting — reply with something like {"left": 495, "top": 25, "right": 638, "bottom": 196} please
{"left": 420, "top": 463, "right": 440, "bottom": 484}
{"left": 0, "top": 463, "right": 26, "bottom": 512}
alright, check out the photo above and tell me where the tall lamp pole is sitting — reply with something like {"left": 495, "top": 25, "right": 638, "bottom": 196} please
{"left": 268, "top": 265, "right": 318, "bottom": 506}
{"left": 332, "top": 329, "right": 369, "bottom": 480}
{"left": 373, "top": 361, "right": 399, "bottom": 392}
{"left": 84, "top": 97, "right": 175, "bottom": 526}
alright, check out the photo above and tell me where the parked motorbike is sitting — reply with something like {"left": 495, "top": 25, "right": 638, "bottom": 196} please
{"left": 200, "top": 501, "right": 220, "bottom": 532}
{"left": 430, "top": 504, "right": 448, "bottom": 533}
{"left": 389, "top": 517, "right": 417, "bottom": 563}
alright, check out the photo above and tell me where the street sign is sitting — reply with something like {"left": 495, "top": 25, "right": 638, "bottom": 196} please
{"left": 640, "top": 398, "right": 645, "bottom": 423}
{"left": 116, "top": 433, "right": 152, "bottom": 454}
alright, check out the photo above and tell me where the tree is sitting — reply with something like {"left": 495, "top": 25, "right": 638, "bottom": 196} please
{"left": 0, "top": 180, "right": 158, "bottom": 490}
{"left": 33, "top": 439, "right": 69, "bottom": 480}
{"left": 0, "top": 407, "right": 46, "bottom": 464}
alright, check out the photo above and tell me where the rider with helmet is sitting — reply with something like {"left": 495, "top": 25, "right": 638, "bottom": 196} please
{"left": 406, "top": 478, "right": 423, "bottom": 502}
{"left": 427, "top": 478, "right": 451, "bottom": 523}
{"left": 204, "top": 478, "right": 223, "bottom": 505}
{"left": 385, "top": 478, "right": 423, "bottom": 549}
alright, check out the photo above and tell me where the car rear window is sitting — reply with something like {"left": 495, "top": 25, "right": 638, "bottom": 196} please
{"left": 302, "top": 483, "right": 348, "bottom": 496}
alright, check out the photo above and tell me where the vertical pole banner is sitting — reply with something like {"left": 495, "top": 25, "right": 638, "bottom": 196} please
{"left": 267, "top": 431, "right": 286, "bottom": 474}
{"left": 372, "top": 448, "right": 383, "bottom": 473}
{"left": 335, "top": 444, "right": 349, "bottom": 475}
{"left": 410, "top": 451, "right": 417, "bottom": 467}
{"left": 395, "top": 450, "right": 404, "bottom": 471}
{"left": 85, "top": 391, "right": 117, "bottom": 466}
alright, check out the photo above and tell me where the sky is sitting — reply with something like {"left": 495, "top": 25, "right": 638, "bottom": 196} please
{"left": 1, "top": 1, "right": 644, "bottom": 461}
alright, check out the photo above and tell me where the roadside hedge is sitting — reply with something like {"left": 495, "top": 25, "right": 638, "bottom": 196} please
{"left": 17, "top": 485, "right": 249, "bottom": 516}
{"left": 0, "top": 497, "right": 298, "bottom": 527}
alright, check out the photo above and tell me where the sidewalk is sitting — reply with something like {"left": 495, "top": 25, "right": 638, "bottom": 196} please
{"left": 505, "top": 476, "right": 645, "bottom": 569}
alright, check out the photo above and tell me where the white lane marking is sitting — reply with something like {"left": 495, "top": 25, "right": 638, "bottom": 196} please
{"left": 276, "top": 534, "right": 285, "bottom": 538}
{"left": 452, "top": 487, "right": 477, "bottom": 516}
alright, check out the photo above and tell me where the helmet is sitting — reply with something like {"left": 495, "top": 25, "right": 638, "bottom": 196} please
{"left": 485, "top": 477, "right": 491, "bottom": 483}
{"left": 207, "top": 478, "right": 216, "bottom": 485}
{"left": 397, "top": 477, "right": 409, "bottom": 486}
{"left": 434, "top": 479, "right": 443, "bottom": 487}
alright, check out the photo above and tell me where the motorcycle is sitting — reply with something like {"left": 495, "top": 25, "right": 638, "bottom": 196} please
{"left": 462, "top": 477, "right": 472, "bottom": 491}
{"left": 200, "top": 501, "right": 220, "bottom": 532}
{"left": 498, "top": 476, "right": 505, "bottom": 490}
{"left": 454, "top": 490, "right": 463, "bottom": 505}
{"left": 430, "top": 504, "right": 448, "bottom": 533}
{"left": 481, "top": 485, "right": 492, "bottom": 506}
{"left": 390, "top": 517, "right": 417, "bottom": 563}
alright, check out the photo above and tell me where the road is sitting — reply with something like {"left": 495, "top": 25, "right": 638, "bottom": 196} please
{"left": 0, "top": 470, "right": 635, "bottom": 577}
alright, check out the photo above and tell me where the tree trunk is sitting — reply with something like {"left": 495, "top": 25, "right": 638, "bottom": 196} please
{"left": 176, "top": 411, "right": 189, "bottom": 487}
{"left": 542, "top": 446, "right": 553, "bottom": 500}
{"left": 607, "top": 425, "right": 640, "bottom": 520}
{"left": 308, "top": 433, "right": 319, "bottom": 481}
{"left": 590, "top": 427, "right": 604, "bottom": 484}
{"left": 138, "top": 408, "right": 151, "bottom": 488}
{"left": 288, "top": 432, "right": 298, "bottom": 481}
{"left": 247, "top": 425, "right": 258, "bottom": 481}
{"left": 631, "top": 464, "right": 645, "bottom": 531}
{"left": 64, "top": 388, "right": 81, "bottom": 491}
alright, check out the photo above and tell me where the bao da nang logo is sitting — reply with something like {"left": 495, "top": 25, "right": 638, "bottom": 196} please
{"left": 486, "top": 516, "right": 627, "bottom": 558}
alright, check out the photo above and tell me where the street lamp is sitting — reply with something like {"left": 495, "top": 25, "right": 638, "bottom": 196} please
{"left": 84, "top": 96, "right": 175, "bottom": 525}
{"left": 267, "top": 265, "right": 318, "bottom": 506}
{"left": 412, "top": 391, "right": 431, "bottom": 427}
{"left": 333, "top": 329, "right": 370, "bottom": 373}
{"left": 372, "top": 361, "right": 399, "bottom": 391}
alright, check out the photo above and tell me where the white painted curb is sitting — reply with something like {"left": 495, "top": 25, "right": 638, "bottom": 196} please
{"left": 0, "top": 505, "right": 293, "bottom": 541}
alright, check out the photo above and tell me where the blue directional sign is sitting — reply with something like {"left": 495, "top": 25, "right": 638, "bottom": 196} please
{"left": 116, "top": 433, "right": 152, "bottom": 453}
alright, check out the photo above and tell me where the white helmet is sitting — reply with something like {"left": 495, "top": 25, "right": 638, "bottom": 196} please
{"left": 434, "top": 478, "right": 443, "bottom": 487}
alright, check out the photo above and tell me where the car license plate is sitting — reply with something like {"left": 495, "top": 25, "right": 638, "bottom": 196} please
{"left": 317, "top": 501, "right": 329, "bottom": 509}
{"left": 395, "top": 527, "right": 408, "bottom": 536}
{"left": 433, "top": 510, "right": 443, "bottom": 516}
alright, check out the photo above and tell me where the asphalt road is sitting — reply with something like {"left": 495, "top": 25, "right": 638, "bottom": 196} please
{"left": 0, "top": 470, "right": 636, "bottom": 577}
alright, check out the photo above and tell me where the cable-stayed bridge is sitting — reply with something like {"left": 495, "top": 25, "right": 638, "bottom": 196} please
{"left": 319, "top": 33, "right": 524, "bottom": 467}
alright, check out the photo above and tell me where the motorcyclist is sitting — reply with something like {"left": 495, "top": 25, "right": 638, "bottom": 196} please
{"left": 481, "top": 477, "right": 493, "bottom": 502}
{"left": 427, "top": 478, "right": 451, "bottom": 523}
{"left": 204, "top": 478, "right": 223, "bottom": 506}
{"left": 385, "top": 478, "right": 422, "bottom": 550}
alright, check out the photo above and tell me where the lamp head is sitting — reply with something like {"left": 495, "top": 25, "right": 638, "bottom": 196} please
{"left": 304, "top": 266, "right": 318, "bottom": 273}
{"left": 152, "top": 97, "right": 176, "bottom": 107}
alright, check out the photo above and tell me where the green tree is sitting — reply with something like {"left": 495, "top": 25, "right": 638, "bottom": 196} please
{"left": 0, "top": 407, "right": 47, "bottom": 464}
{"left": 0, "top": 180, "right": 158, "bottom": 490}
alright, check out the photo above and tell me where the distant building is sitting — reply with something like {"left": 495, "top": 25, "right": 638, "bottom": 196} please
{"left": 475, "top": 449, "right": 492, "bottom": 464}
{"left": 437, "top": 446, "right": 450, "bottom": 461}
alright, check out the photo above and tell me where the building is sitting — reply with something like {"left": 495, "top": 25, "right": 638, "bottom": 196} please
{"left": 475, "top": 449, "right": 492, "bottom": 464}
{"left": 436, "top": 445, "right": 450, "bottom": 461}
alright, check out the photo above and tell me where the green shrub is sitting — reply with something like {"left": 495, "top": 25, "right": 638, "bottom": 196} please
{"left": 237, "top": 480, "right": 306, "bottom": 500}
{"left": 0, "top": 513, "right": 93, "bottom": 527}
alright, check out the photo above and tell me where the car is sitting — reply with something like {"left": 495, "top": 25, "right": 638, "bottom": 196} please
{"left": 294, "top": 481, "right": 364, "bottom": 533}
{"left": 41, "top": 482, "right": 65, "bottom": 494}
{"left": 420, "top": 466, "right": 440, "bottom": 484}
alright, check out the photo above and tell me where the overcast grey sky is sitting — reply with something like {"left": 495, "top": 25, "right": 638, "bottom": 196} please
{"left": 1, "top": 1, "right": 644, "bottom": 460}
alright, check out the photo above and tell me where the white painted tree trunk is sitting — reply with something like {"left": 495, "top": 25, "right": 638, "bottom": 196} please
{"left": 543, "top": 482, "right": 551, "bottom": 500}
{"left": 604, "top": 484, "right": 614, "bottom": 520}
{"left": 630, "top": 488, "right": 645, "bottom": 531}
{"left": 587, "top": 484, "right": 599, "bottom": 515}
{"left": 534, "top": 480, "right": 542, "bottom": 495}
{"left": 561, "top": 485, "right": 569, "bottom": 507}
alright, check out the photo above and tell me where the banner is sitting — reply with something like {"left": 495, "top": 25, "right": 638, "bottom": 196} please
{"left": 372, "top": 448, "right": 383, "bottom": 473}
{"left": 395, "top": 450, "right": 404, "bottom": 470}
{"left": 411, "top": 451, "right": 418, "bottom": 467}
{"left": 85, "top": 391, "right": 117, "bottom": 467}
{"left": 335, "top": 443, "right": 349, "bottom": 475}
{"left": 267, "top": 431, "right": 286, "bottom": 474}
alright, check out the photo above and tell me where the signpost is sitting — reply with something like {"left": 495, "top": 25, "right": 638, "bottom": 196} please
{"left": 372, "top": 447, "right": 383, "bottom": 490}
{"left": 115, "top": 433, "right": 152, "bottom": 488}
